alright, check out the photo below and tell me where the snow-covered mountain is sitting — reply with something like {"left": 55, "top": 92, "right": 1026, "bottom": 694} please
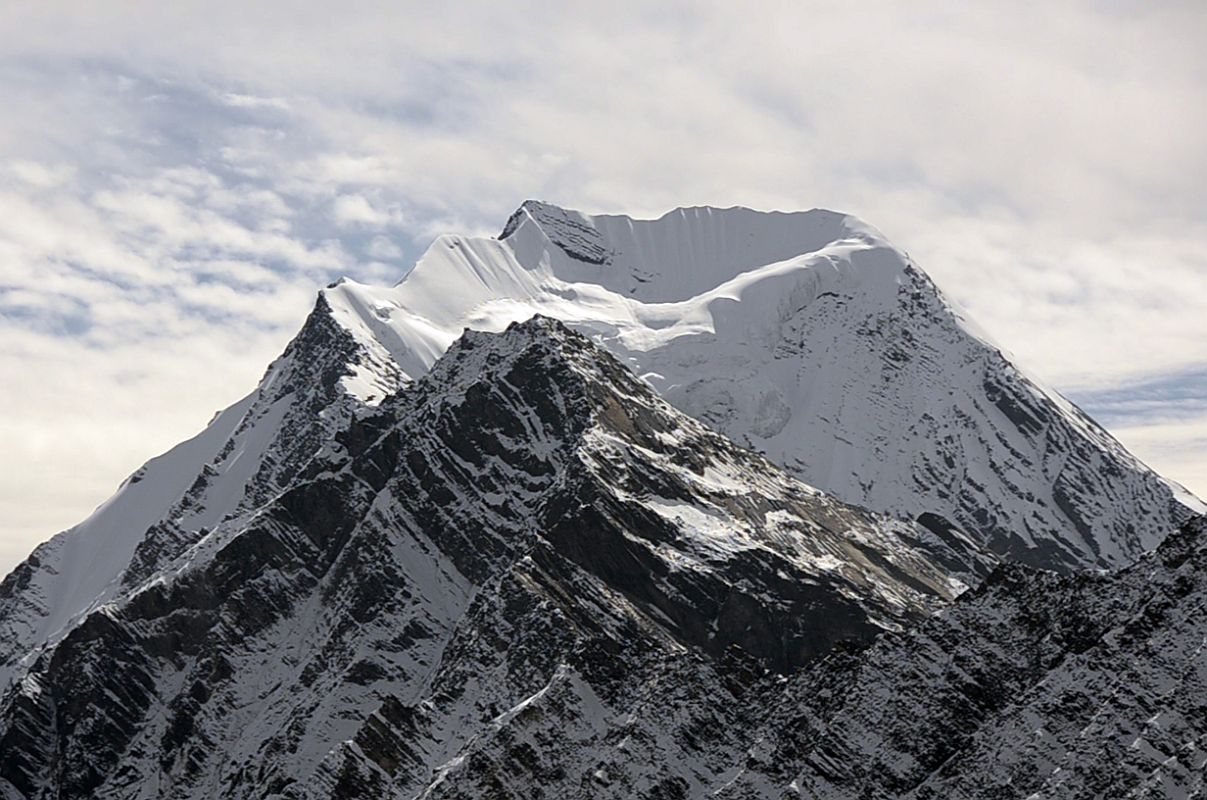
{"left": 318, "top": 200, "right": 1197, "bottom": 573}
{"left": 0, "top": 201, "right": 1201, "bottom": 799}
{"left": 0, "top": 318, "right": 984, "bottom": 799}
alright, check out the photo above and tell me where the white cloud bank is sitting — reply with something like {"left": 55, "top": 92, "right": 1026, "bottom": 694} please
{"left": 0, "top": 1, "right": 1204, "bottom": 573}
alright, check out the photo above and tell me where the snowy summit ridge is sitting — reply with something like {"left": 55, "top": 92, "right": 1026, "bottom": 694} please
{"left": 321, "top": 200, "right": 1195, "bottom": 571}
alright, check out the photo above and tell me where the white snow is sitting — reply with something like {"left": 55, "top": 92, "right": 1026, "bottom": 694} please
{"left": 314, "top": 200, "right": 1195, "bottom": 572}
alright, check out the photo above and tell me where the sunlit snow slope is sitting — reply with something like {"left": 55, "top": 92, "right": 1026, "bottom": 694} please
{"left": 323, "top": 201, "right": 1198, "bottom": 571}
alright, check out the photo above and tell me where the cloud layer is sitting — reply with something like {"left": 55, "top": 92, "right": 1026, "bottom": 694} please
{"left": 1, "top": 1, "right": 1204, "bottom": 573}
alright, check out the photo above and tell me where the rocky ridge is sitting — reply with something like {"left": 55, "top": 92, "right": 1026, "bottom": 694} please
{"left": 0, "top": 318, "right": 983, "bottom": 799}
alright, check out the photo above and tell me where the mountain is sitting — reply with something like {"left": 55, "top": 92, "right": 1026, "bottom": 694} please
{"left": 0, "top": 201, "right": 1201, "bottom": 799}
{"left": 3, "top": 204, "right": 1194, "bottom": 694}
{"left": 318, "top": 200, "right": 1198, "bottom": 573}
{"left": 0, "top": 318, "right": 984, "bottom": 799}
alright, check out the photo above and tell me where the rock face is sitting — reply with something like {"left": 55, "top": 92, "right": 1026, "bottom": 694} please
{"left": 324, "top": 514, "right": 1207, "bottom": 800}
{"left": 721, "top": 513, "right": 1207, "bottom": 800}
{"left": 0, "top": 319, "right": 982, "bottom": 800}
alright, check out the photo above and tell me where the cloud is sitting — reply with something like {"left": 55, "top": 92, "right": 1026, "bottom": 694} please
{"left": 0, "top": 0, "right": 1204, "bottom": 573}
{"left": 366, "top": 235, "right": 403, "bottom": 261}
{"left": 219, "top": 91, "right": 290, "bottom": 112}
{"left": 8, "top": 159, "right": 74, "bottom": 188}
{"left": 331, "top": 193, "right": 402, "bottom": 228}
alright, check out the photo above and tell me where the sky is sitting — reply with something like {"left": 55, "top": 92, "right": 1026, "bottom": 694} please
{"left": 0, "top": 1, "right": 1205, "bottom": 575}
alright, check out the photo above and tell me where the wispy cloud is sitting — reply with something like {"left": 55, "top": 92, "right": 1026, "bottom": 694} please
{"left": 0, "top": 1, "right": 1204, "bottom": 572}
{"left": 219, "top": 91, "right": 290, "bottom": 112}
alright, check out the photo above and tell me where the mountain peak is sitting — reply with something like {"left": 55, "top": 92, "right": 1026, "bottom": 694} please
{"left": 0, "top": 313, "right": 990, "bottom": 796}
{"left": 309, "top": 203, "right": 1197, "bottom": 570}
{"left": 498, "top": 200, "right": 883, "bottom": 278}
{"left": 2, "top": 197, "right": 1201, "bottom": 798}
{"left": 498, "top": 199, "right": 579, "bottom": 239}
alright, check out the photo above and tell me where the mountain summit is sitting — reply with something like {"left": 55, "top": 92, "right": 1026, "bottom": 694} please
{"left": 322, "top": 201, "right": 1197, "bottom": 572}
